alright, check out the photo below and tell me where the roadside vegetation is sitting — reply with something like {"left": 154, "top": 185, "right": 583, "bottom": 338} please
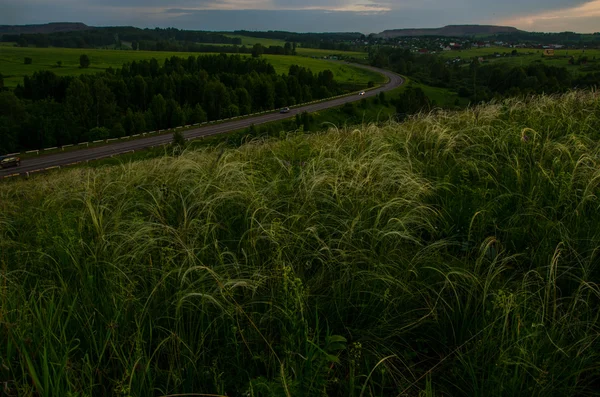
{"left": 0, "top": 53, "right": 385, "bottom": 155}
{"left": 1, "top": 90, "right": 599, "bottom": 396}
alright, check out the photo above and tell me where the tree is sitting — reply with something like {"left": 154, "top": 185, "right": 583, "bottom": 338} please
{"left": 87, "top": 127, "right": 110, "bottom": 141}
{"left": 251, "top": 43, "right": 264, "bottom": 58}
{"left": 92, "top": 78, "right": 116, "bottom": 127}
{"left": 79, "top": 54, "right": 90, "bottom": 69}
{"left": 172, "top": 130, "right": 186, "bottom": 149}
{"left": 394, "top": 86, "right": 430, "bottom": 115}
{"left": 235, "top": 87, "right": 252, "bottom": 115}
{"left": 65, "top": 78, "right": 93, "bottom": 141}
{"left": 150, "top": 94, "right": 167, "bottom": 129}
{"left": 111, "top": 122, "right": 126, "bottom": 138}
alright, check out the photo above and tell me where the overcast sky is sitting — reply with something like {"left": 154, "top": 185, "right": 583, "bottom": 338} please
{"left": 1, "top": 0, "right": 599, "bottom": 33}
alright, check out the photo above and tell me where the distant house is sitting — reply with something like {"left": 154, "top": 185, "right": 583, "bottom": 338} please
{"left": 443, "top": 46, "right": 452, "bottom": 51}
{"left": 418, "top": 49, "right": 429, "bottom": 54}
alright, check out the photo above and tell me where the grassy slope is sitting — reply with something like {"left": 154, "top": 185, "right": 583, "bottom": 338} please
{"left": 2, "top": 91, "right": 600, "bottom": 396}
{"left": 0, "top": 46, "right": 382, "bottom": 87}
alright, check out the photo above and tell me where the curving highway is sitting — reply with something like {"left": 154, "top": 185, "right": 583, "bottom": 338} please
{"left": 0, "top": 63, "right": 403, "bottom": 179}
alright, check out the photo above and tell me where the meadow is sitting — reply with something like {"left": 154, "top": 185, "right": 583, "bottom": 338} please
{"left": 1, "top": 90, "right": 599, "bottom": 396}
{"left": 0, "top": 46, "right": 383, "bottom": 88}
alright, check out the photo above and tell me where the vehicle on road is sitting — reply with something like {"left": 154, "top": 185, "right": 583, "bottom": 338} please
{"left": 359, "top": 91, "right": 365, "bottom": 96}
{"left": 280, "top": 107, "right": 290, "bottom": 113}
{"left": 0, "top": 156, "right": 21, "bottom": 168}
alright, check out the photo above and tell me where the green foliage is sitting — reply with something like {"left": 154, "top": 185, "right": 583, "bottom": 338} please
{"left": 0, "top": 52, "right": 380, "bottom": 154}
{"left": 172, "top": 129, "right": 186, "bottom": 155}
{"left": 79, "top": 54, "right": 90, "bottom": 68}
{"left": 2, "top": 91, "right": 600, "bottom": 395}
{"left": 87, "top": 126, "right": 109, "bottom": 141}
{"left": 24, "top": 57, "right": 32, "bottom": 65}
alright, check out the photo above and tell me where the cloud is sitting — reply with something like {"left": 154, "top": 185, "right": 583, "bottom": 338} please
{"left": 0, "top": 0, "right": 597, "bottom": 33}
{"left": 496, "top": 0, "right": 600, "bottom": 32}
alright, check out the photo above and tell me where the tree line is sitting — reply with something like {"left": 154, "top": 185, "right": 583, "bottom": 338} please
{"left": 0, "top": 54, "right": 342, "bottom": 154}
{"left": 1, "top": 27, "right": 241, "bottom": 49}
{"left": 371, "top": 47, "right": 600, "bottom": 104}
{"left": 233, "top": 30, "right": 367, "bottom": 52}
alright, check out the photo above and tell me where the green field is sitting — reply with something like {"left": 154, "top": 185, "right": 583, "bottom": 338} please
{"left": 2, "top": 91, "right": 599, "bottom": 395}
{"left": 295, "top": 47, "right": 367, "bottom": 59}
{"left": 0, "top": 46, "right": 383, "bottom": 88}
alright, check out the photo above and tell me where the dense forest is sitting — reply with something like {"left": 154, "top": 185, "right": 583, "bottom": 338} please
{"left": 1, "top": 27, "right": 299, "bottom": 55}
{"left": 233, "top": 30, "right": 366, "bottom": 51}
{"left": 0, "top": 54, "right": 342, "bottom": 154}
{"left": 371, "top": 47, "right": 600, "bottom": 104}
{"left": 0, "top": 27, "right": 241, "bottom": 49}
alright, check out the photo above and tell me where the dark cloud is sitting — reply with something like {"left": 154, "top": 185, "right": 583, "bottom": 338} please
{"left": 0, "top": 0, "right": 596, "bottom": 33}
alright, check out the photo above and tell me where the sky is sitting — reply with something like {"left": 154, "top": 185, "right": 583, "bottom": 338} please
{"left": 1, "top": 0, "right": 599, "bottom": 34}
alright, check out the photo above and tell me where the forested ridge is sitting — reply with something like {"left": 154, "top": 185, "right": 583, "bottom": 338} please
{"left": 1, "top": 27, "right": 240, "bottom": 49}
{"left": 0, "top": 54, "right": 342, "bottom": 154}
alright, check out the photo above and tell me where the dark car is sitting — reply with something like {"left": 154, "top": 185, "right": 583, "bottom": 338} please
{"left": 0, "top": 156, "right": 21, "bottom": 168}
{"left": 280, "top": 107, "right": 290, "bottom": 113}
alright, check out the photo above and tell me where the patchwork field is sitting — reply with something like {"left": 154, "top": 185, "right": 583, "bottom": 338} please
{"left": 0, "top": 46, "right": 384, "bottom": 87}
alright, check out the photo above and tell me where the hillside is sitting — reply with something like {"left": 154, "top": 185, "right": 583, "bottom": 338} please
{"left": 1, "top": 91, "right": 599, "bottom": 395}
{"left": 377, "top": 24, "right": 520, "bottom": 38}
{"left": 0, "top": 22, "right": 90, "bottom": 35}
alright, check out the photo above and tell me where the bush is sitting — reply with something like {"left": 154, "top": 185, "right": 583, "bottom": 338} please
{"left": 79, "top": 54, "right": 90, "bottom": 68}
{"left": 172, "top": 129, "right": 186, "bottom": 150}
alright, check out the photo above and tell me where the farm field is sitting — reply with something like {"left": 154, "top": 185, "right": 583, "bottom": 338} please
{"left": 295, "top": 47, "right": 367, "bottom": 58}
{"left": 0, "top": 46, "right": 384, "bottom": 87}
{"left": 1, "top": 91, "right": 599, "bottom": 396}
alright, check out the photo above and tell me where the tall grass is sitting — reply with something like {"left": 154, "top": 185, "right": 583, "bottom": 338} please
{"left": 1, "top": 90, "right": 599, "bottom": 396}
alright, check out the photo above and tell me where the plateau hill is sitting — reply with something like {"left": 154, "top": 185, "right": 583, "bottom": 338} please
{"left": 377, "top": 24, "right": 520, "bottom": 38}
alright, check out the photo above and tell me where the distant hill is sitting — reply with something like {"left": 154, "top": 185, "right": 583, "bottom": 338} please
{"left": 0, "top": 22, "right": 90, "bottom": 36}
{"left": 377, "top": 25, "right": 521, "bottom": 38}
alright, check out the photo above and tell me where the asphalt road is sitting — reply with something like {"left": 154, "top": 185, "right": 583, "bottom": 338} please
{"left": 0, "top": 63, "right": 403, "bottom": 179}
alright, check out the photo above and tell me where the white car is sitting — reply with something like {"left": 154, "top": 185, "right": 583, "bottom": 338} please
{"left": 359, "top": 91, "right": 365, "bottom": 96}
